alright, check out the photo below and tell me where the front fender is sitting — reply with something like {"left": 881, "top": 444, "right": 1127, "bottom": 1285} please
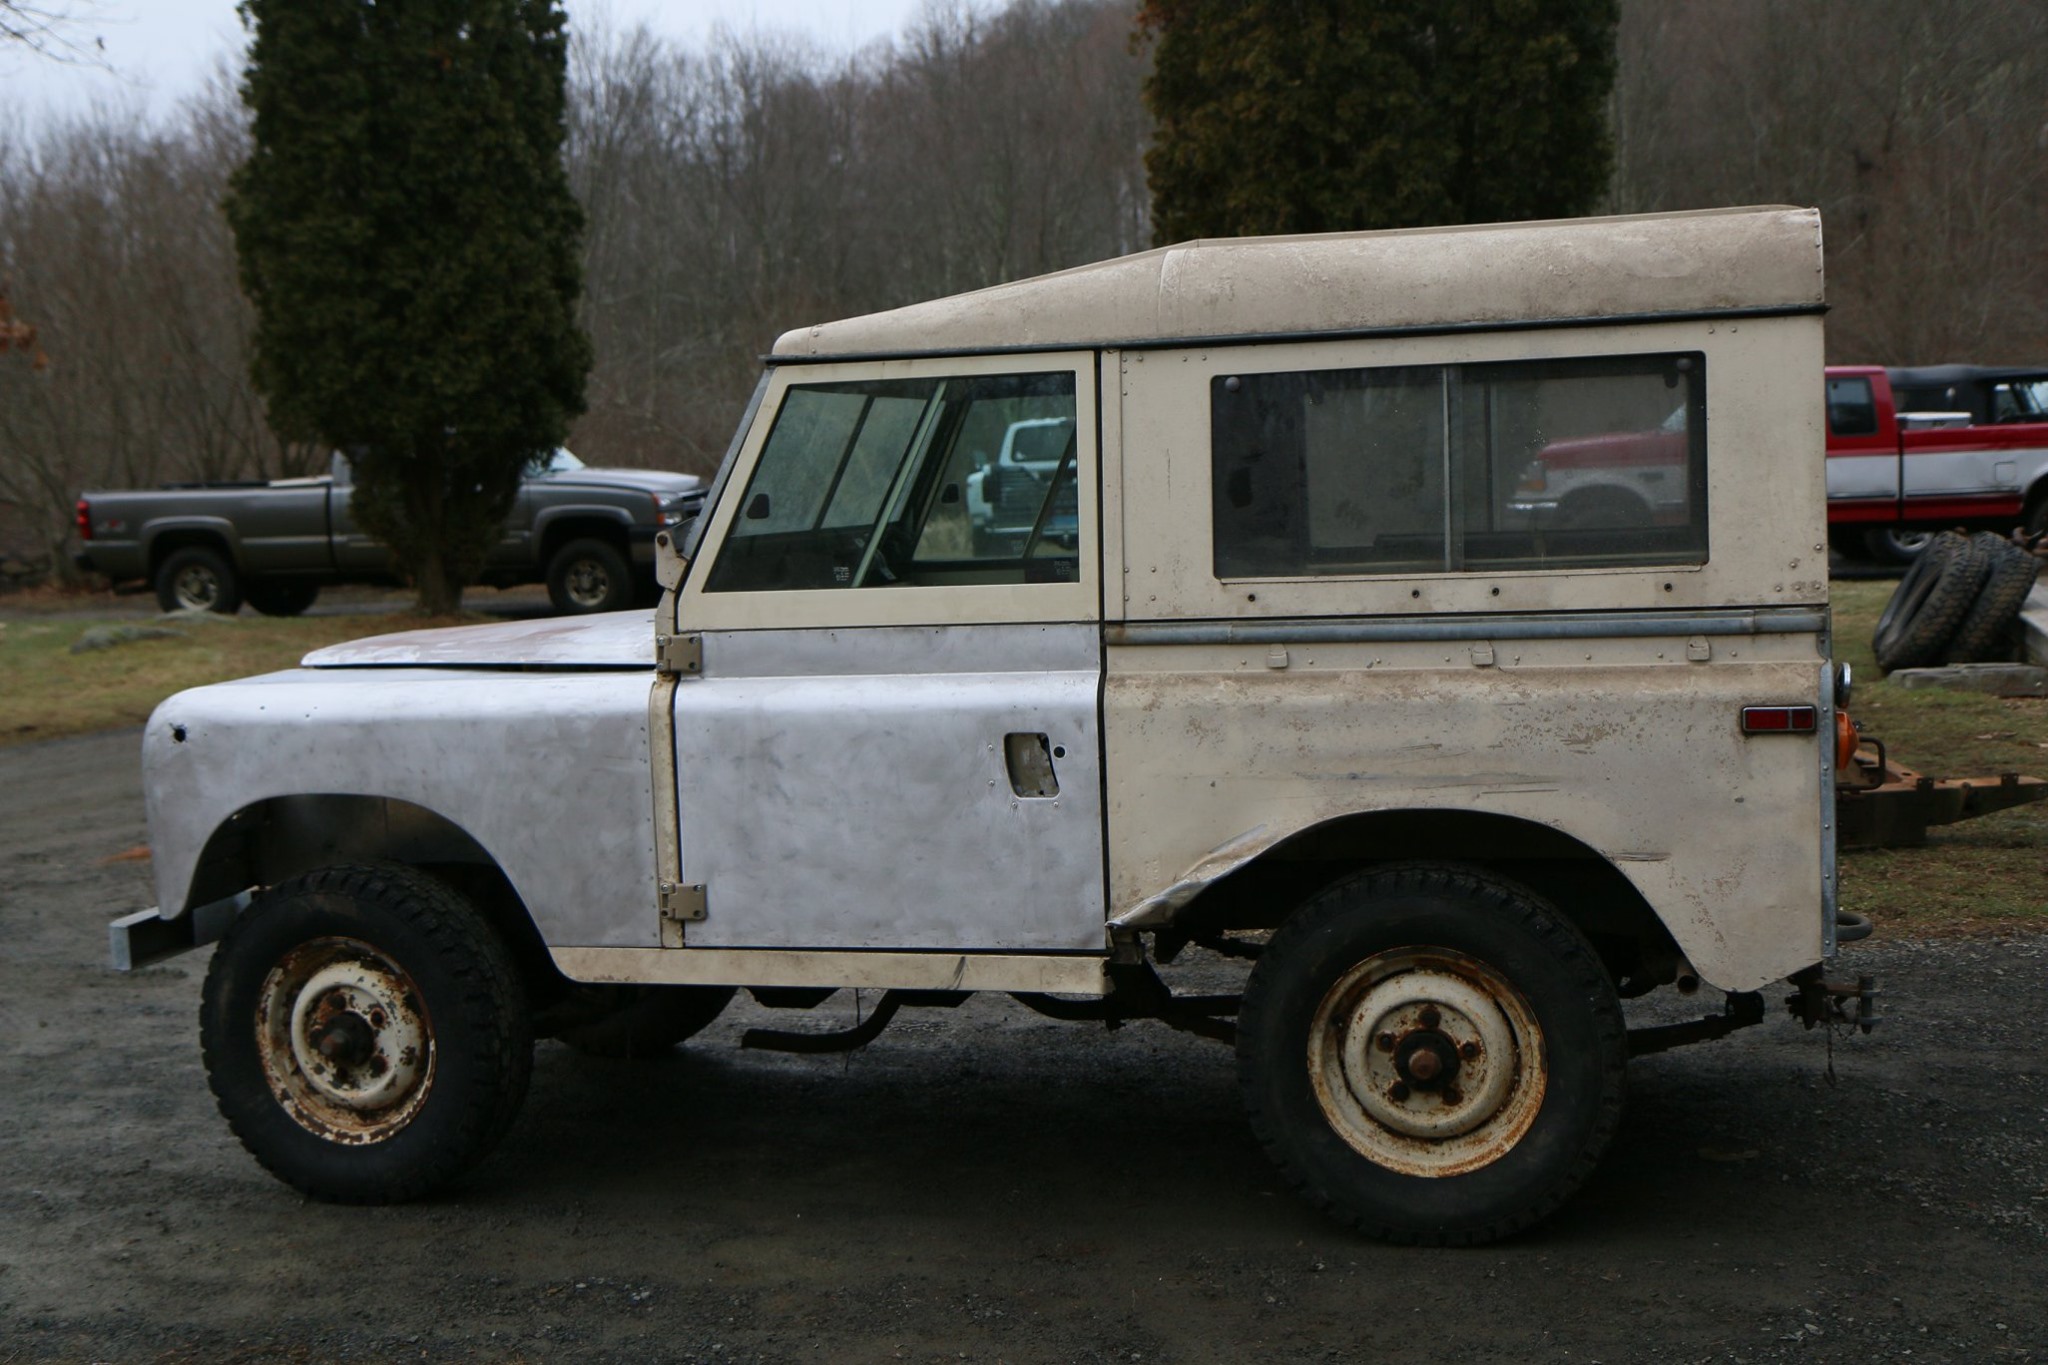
{"left": 143, "top": 666, "right": 661, "bottom": 949}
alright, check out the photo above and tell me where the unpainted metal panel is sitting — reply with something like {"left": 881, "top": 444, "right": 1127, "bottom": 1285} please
{"left": 144, "top": 669, "right": 660, "bottom": 948}
{"left": 1101, "top": 633, "right": 1826, "bottom": 993}
{"left": 674, "top": 623, "right": 1106, "bottom": 952}
{"left": 302, "top": 609, "right": 655, "bottom": 669}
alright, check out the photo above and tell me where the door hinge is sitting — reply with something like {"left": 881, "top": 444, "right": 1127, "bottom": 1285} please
{"left": 656, "top": 633, "right": 702, "bottom": 677}
{"left": 659, "top": 881, "right": 707, "bottom": 922}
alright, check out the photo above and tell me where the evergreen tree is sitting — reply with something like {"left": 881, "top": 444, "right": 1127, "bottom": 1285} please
{"left": 1138, "top": 0, "right": 1619, "bottom": 243}
{"left": 228, "top": 0, "right": 591, "bottom": 614}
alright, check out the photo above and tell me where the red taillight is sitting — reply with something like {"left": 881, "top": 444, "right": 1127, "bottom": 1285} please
{"left": 75, "top": 497, "right": 92, "bottom": 541}
{"left": 1740, "top": 705, "right": 1817, "bottom": 734}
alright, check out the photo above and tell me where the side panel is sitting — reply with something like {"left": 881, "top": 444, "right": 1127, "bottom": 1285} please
{"left": 1102, "top": 631, "right": 1827, "bottom": 993}
{"left": 673, "top": 624, "right": 1106, "bottom": 951}
{"left": 144, "top": 669, "right": 659, "bottom": 947}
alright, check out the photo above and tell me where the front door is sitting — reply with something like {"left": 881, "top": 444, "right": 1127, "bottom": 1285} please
{"left": 670, "top": 353, "right": 1107, "bottom": 953}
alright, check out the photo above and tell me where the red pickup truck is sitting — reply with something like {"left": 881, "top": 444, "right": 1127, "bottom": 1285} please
{"left": 1827, "top": 364, "right": 2048, "bottom": 561}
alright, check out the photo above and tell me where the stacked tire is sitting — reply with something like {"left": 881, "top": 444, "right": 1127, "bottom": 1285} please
{"left": 1872, "top": 531, "right": 2040, "bottom": 672}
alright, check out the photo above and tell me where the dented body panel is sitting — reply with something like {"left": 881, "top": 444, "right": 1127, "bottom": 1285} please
{"left": 1101, "top": 628, "right": 1828, "bottom": 992}
{"left": 144, "top": 667, "right": 660, "bottom": 948}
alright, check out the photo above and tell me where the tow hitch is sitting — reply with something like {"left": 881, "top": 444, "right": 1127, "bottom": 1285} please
{"left": 1787, "top": 965, "right": 1881, "bottom": 1033}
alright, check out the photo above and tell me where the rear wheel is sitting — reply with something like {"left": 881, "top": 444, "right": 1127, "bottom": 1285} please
{"left": 1862, "top": 527, "right": 1934, "bottom": 564}
{"left": 199, "top": 863, "right": 532, "bottom": 1203}
{"left": 545, "top": 537, "right": 633, "bottom": 614}
{"left": 155, "top": 545, "right": 242, "bottom": 614}
{"left": 1237, "top": 863, "right": 1625, "bottom": 1246}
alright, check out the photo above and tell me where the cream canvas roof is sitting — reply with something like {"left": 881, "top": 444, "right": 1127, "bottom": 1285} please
{"left": 772, "top": 206, "right": 1823, "bottom": 359}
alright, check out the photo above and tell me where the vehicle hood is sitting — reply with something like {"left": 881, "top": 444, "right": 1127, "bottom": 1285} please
{"left": 533, "top": 467, "right": 703, "bottom": 497}
{"left": 302, "top": 609, "right": 656, "bottom": 670}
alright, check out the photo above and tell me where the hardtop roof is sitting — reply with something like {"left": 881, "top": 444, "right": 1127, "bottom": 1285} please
{"left": 772, "top": 206, "right": 1824, "bottom": 361}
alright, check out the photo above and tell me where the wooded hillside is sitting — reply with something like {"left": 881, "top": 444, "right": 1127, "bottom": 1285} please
{"left": 2, "top": 0, "right": 2039, "bottom": 577}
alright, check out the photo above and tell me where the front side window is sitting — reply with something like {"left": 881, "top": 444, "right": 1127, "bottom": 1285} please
{"left": 1212, "top": 353, "right": 1707, "bottom": 578}
{"left": 1826, "top": 377, "right": 1878, "bottom": 437}
{"left": 707, "top": 372, "right": 1079, "bottom": 593}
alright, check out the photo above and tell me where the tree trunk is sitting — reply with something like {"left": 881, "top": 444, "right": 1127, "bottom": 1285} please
{"left": 411, "top": 544, "right": 463, "bottom": 616}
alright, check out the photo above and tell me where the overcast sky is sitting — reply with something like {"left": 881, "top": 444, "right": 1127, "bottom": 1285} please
{"left": 2, "top": 0, "right": 940, "bottom": 126}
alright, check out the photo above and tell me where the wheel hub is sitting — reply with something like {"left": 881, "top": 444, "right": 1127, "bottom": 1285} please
{"left": 257, "top": 939, "right": 434, "bottom": 1143}
{"left": 1310, "top": 949, "right": 1547, "bottom": 1177}
{"left": 565, "top": 559, "right": 612, "bottom": 607}
{"left": 174, "top": 565, "right": 219, "bottom": 610}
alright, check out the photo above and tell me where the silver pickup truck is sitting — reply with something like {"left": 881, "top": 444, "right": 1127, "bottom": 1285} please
{"left": 75, "top": 450, "right": 703, "bottom": 615}
{"left": 113, "top": 207, "right": 1875, "bottom": 1245}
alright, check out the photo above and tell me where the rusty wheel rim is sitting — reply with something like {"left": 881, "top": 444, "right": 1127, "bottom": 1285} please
{"left": 1307, "top": 947, "right": 1545, "bottom": 1178}
{"left": 255, "top": 937, "right": 435, "bottom": 1145}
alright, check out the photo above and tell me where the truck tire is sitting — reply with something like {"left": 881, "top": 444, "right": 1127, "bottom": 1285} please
{"left": 199, "top": 863, "right": 532, "bottom": 1203}
{"left": 546, "top": 537, "right": 633, "bottom": 614}
{"left": 155, "top": 545, "right": 242, "bottom": 615}
{"left": 1872, "top": 530, "right": 1991, "bottom": 672}
{"left": 1236, "top": 863, "right": 1625, "bottom": 1246}
{"left": 556, "top": 985, "right": 736, "bottom": 1058}
{"left": 1947, "top": 534, "right": 2041, "bottom": 663}
{"left": 245, "top": 579, "right": 321, "bottom": 617}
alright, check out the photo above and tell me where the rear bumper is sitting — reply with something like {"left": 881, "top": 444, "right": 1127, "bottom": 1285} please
{"left": 107, "top": 893, "right": 247, "bottom": 971}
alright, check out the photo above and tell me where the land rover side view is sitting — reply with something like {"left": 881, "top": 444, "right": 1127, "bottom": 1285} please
{"left": 114, "top": 206, "right": 1865, "bottom": 1246}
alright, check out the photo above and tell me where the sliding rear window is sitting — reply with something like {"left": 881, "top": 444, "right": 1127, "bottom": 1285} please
{"left": 1212, "top": 353, "right": 1707, "bottom": 578}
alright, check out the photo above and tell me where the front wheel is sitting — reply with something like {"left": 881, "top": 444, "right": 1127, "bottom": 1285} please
{"left": 1237, "top": 863, "right": 1625, "bottom": 1245}
{"left": 199, "top": 864, "right": 533, "bottom": 1203}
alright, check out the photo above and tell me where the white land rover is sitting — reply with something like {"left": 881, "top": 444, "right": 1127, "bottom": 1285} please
{"left": 116, "top": 206, "right": 1869, "bottom": 1245}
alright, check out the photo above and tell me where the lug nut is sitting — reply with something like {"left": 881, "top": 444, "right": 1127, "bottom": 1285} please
{"left": 1442, "top": 1086, "right": 1462, "bottom": 1105}
{"left": 1389, "top": 1081, "right": 1410, "bottom": 1101}
{"left": 1460, "top": 1040, "right": 1480, "bottom": 1059}
{"left": 1419, "top": 1006, "right": 1441, "bottom": 1028}
{"left": 1377, "top": 1031, "right": 1396, "bottom": 1052}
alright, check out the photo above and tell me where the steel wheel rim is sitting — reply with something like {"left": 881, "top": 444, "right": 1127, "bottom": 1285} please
{"left": 173, "top": 564, "right": 221, "bottom": 610}
{"left": 564, "top": 557, "right": 613, "bottom": 608}
{"left": 1307, "top": 947, "right": 1546, "bottom": 1178}
{"left": 255, "top": 936, "right": 435, "bottom": 1145}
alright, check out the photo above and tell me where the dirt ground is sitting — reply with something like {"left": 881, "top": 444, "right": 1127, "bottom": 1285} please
{"left": 4, "top": 729, "right": 2046, "bottom": 1365}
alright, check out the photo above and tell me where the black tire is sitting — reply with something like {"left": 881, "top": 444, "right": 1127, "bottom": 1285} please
{"left": 1871, "top": 530, "right": 1990, "bottom": 672}
{"left": 1861, "top": 526, "right": 1934, "bottom": 565}
{"left": 545, "top": 537, "right": 633, "bottom": 614}
{"left": 245, "top": 579, "right": 321, "bottom": 617}
{"left": 556, "top": 985, "right": 736, "bottom": 1058}
{"left": 1948, "top": 534, "right": 2041, "bottom": 662}
{"left": 199, "top": 863, "right": 533, "bottom": 1203}
{"left": 1237, "top": 863, "right": 1626, "bottom": 1246}
{"left": 154, "top": 545, "right": 242, "bottom": 615}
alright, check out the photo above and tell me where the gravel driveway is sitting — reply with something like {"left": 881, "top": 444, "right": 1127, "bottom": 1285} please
{"left": 3, "top": 729, "right": 2044, "bottom": 1363}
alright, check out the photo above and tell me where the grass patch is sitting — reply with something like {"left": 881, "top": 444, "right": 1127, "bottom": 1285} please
{"left": 0, "top": 610, "right": 463, "bottom": 747}
{"left": 1830, "top": 578, "right": 2048, "bottom": 938}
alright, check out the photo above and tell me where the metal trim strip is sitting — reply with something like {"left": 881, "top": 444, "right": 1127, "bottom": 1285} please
{"left": 760, "top": 304, "right": 1828, "bottom": 366}
{"left": 1105, "top": 607, "right": 1828, "bottom": 647}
